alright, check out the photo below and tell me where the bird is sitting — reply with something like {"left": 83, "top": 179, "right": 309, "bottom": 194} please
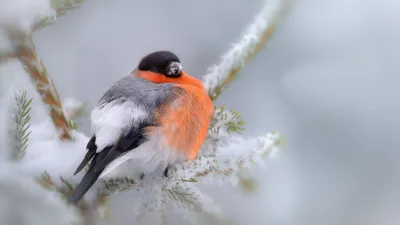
{"left": 67, "top": 50, "right": 214, "bottom": 205}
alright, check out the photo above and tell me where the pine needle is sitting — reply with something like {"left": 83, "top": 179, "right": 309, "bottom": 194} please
{"left": 210, "top": 107, "right": 245, "bottom": 136}
{"left": 163, "top": 184, "right": 222, "bottom": 215}
{"left": 8, "top": 90, "right": 32, "bottom": 161}
{"left": 35, "top": 171, "right": 74, "bottom": 198}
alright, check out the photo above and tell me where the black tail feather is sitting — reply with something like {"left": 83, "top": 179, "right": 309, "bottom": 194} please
{"left": 73, "top": 136, "right": 97, "bottom": 175}
{"left": 73, "top": 150, "right": 96, "bottom": 176}
{"left": 67, "top": 147, "right": 111, "bottom": 205}
{"left": 68, "top": 126, "right": 148, "bottom": 205}
{"left": 94, "top": 145, "right": 122, "bottom": 172}
{"left": 67, "top": 164, "right": 103, "bottom": 205}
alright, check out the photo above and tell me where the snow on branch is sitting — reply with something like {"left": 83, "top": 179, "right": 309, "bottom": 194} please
{"left": 25, "top": 116, "right": 282, "bottom": 224}
{"left": 34, "top": 0, "right": 87, "bottom": 32}
{"left": 8, "top": 90, "right": 32, "bottom": 161}
{"left": 0, "top": 0, "right": 54, "bottom": 57}
{"left": 0, "top": 162, "right": 81, "bottom": 225}
{"left": 199, "top": 106, "right": 246, "bottom": 157}
{"left": 0, "top": 0, "right": 87, "bottom": 140}
{"left": 203, "top": 0, "right": 293, "bottom": 101}
{"left": 17, "top": 40, "right": 75, "bottom": 140}
{"left": 171, "top": 133, "right": 281, "bottom": 186}
{"left": 209, "top": 107, "right": 245, "bottom": 137}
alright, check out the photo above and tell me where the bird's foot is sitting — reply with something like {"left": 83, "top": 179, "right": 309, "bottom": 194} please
{"left": 163, "top": 165, "right": 171, "bottom": 178}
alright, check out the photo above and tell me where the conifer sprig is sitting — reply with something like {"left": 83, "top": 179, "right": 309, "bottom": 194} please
{"left": 8, "top": 90, "right": 33, "bottom": 161}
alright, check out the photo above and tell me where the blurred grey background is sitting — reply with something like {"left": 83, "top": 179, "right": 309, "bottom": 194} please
{"left": 2, "top": 0, "right": 400, "bottom": 224}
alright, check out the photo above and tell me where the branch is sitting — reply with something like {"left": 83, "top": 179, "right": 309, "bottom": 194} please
{"left": 30, "top": 116, "right": 281, "bottom": 223}
{"left": 209, "top": 107, "right": 245, "bottom": 137}
{"left": 8, "top": 90, "right": 33, "bottom": 161}
{"left": 35, "top": 171, "right": 75, "bottom": 198}
{"left": 16, "top": 40, "right": 74, "bottom": 140}
{"left": 0, "top": 164, "right": 81, "bottom": 225}
{"left": 0, "top": 0, "right": 87, "bottom": 140}
{"left": 35, "top": 171, "right": 103, "bottom": 225}
{"left": 173, "top": 132, "right": 282, "bottom": 187}
{"left": 0, "top": 0, "right": 54, "bottom": 56}
{"left": 200, "top": 107, "right": 245, "bottom": 157}
{"left": 203, "top": 0, "right": 293, "bottom": 101}
{"left": 164, "top": 184, "right": 222, "bottom": 214}
{"left": 94, "top": 177, "right": 136, "bottom": 206}
{"left": 33, "top": 0, "right": 87, "bottom": 32}
{"left": 0, "top": 52, "right": 18, "bottom": 61}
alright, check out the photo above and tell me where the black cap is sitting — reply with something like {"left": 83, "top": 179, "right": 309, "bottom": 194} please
{"left": 138, "top": 51, "right": 182, "bottom": 77}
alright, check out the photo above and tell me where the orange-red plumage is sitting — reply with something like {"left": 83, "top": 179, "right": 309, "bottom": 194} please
{"left": 136, "top": 70, "right": 214, "bottom": 160}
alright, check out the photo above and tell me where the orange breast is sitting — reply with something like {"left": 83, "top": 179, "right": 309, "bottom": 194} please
{"left": 154, "top": 82, "right": 214, "bottom": 160}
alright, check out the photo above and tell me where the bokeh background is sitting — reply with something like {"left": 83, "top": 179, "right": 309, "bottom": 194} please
{"left": 1, "top": 0, "right": 400, "bottom": 224}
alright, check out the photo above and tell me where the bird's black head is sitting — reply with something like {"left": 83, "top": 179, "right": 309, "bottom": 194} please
{"left": 138, "top": 51, "right": 182, "bottom": 78}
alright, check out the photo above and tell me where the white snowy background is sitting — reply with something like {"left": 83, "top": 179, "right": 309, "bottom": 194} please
{"left": 1, "top": 0, "right": 400, "bottom": 224}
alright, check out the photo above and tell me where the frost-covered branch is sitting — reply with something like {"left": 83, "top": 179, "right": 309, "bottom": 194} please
{"left": 203, "top": 0, "right": 293, "bottom": 100}
{"left": 0, "top": 0, "right": 54, "bottom": 57}
{"left": 0, "top": 162, "right": 81, "bottom": 225}
{"left": 35, "top": 171, "right": 75, "bottom": 198}
{"left": 17, "top": 40, "right": 74, "bottom": 140}
{"left": 0, "top": 0, "right": 77, "bottom": 140}
{"left": 31, "top": 116, "right": 281, "bottom": 223}
{"left": 172, "top": 133, "right": 281, "bottom": 186}
{"left": 8, "top": 90, "right": 32, "bottom": 161}
{"left": 200, "top": 107, "right": 245, "bottom": 157}
{"left": 94, "top": 177, "right": 136, "bottom": 206}
{"left": 209, "top": 107, "right": 245, "bottom": 137}
{"left": 33, "top": 0, "right": 87, "bottom": 32}
{"left": 35, "top": 171, "right": 104, "bottom": 224}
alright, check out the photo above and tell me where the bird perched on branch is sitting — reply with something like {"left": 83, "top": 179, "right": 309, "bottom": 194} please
{"left": 67, "top": 51, "right": 214, "bottom": 205}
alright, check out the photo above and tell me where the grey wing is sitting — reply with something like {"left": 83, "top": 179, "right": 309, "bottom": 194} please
{"left": 90, "top": 75, "right": 180, "bottom": 151}
{"left": 97, "top": 75, "right": 178, "bottom": 114}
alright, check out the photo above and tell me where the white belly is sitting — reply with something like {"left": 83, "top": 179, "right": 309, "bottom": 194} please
{"left": 91, "top": 100, "right": 148, "bottom": 151}
{"left": 98, "top": 132, "right": 185, "bottom": 179}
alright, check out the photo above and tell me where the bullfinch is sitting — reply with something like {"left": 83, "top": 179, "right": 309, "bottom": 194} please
{"left": 67, "top": 51, "right": 214, "bottom": 205}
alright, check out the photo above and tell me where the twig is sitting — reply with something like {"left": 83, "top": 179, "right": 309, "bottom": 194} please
{"left": 203, "top": 0, "right": 293, "bottom": 101}
{"left": 0, "top": 52, "right": 18, "bottom": 61}
{"left": 33, "top": 0, "right": 87, "bottom": 32}
{"left": 16, "top": 39, "right": 73, "bottom": 140}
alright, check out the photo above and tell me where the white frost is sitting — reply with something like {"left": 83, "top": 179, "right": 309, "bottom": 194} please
{"left": 0, "top": 161, "right": 81, "bottom": 225}
{"left": 63, "top": 97, "right": 85, "bottom": 119}
{"left": 0, "top": 0, "right": 54, "bottom": 53}
{"left": 172, "top": 133, "right": 281, "bottom": 187}
{"left": 202, "top": 0, "right": 292, "bottom": 97}
{"left": 21, "top": 118, "right": 89, "bottom": 182}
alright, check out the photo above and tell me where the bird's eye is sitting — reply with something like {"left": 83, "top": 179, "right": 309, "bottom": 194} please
{"left": 165, "top": 62, "right": 182, "bottom": 77}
